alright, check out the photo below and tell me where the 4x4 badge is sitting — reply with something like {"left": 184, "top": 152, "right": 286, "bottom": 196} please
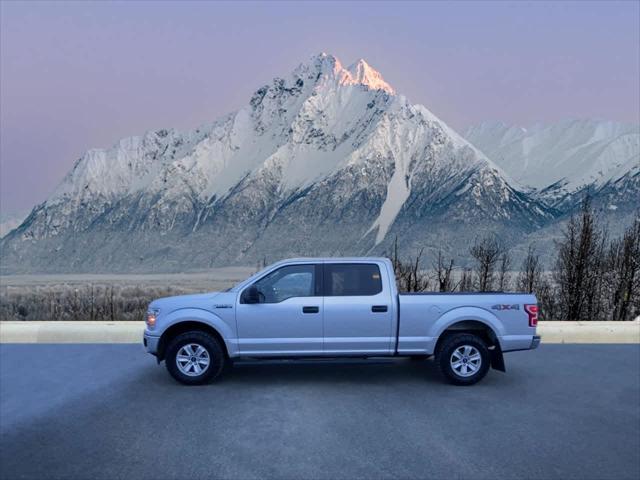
{"left": 491, "top": 304, "right": 520, "bottom": 311}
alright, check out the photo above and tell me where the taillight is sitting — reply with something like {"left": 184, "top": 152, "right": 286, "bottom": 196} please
{"left": 524, "top": 304, "right": 538, "bottom": 327}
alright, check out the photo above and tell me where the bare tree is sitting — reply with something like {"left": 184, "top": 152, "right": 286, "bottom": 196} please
{"left": 605, "top": 216, "right": 640, "bottom": 321}
{"left": 553, "top": 197, "right": 604, "bottom": 321}
{"left": 89, "top": 284, "right": 95, "bottom": 321}
{"left": 516, "top": 244, "right": 558, "bottom": 320}
{"left": 537, "top": 276, "right": 557, "bottom": 321}
{"left": 391, "top": 235, "right": 402, "bottom": 277}
{"left": 497, "top": 251, "right": 511, "bottom": 292}
{"left": 586, "top": 230, "right": 607, "bottom": 321}
{"left": 470, "top": 234, "right": 503, "bottom": 292}
{"left": 433, "top": 250, "right": 455, "bottom": 292}
{"left": 109, "top": 286, "right": 115, "bottom": 322}
{"left": 517, "top": 245, "right": 543, "bottom": 293}
{"left": 391, "top": 237, "right": 430, "bottom": 292}
{"left": 459, "top": 268, "right": 474, "bottom": 292}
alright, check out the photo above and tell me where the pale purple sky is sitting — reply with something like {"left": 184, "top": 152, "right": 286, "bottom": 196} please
{"left": 1, "top": 0, "right": 639, "bottom": 213}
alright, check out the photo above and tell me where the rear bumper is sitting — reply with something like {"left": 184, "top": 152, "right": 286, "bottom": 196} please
{"left": 500, "top": 334, "right": 541, "bottom": 352}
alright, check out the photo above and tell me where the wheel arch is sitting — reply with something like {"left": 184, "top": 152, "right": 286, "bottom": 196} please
{"left": 156, "top": 310, "right": 234, "bottom": 361}
{"left": 431, "top": 307, "right": 504, "bottom": 343}
{"left": 434, "top": 319, "right": 499, "bottom": 355}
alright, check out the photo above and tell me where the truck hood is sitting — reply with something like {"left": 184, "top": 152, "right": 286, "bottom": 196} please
{"left": 148, "top": 292, "right": 224, "bottom": 314}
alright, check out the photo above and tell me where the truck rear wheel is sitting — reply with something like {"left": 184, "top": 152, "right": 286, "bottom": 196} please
{"left": 165, "top": 331, "right": 226, "bottom": 385}
{"left": 435, "top": 333, "right": 490, "bottom": 386}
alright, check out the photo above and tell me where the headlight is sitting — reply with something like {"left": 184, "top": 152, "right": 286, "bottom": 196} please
{"left": 146, "top": 309, "right": 159, "bottom": 329}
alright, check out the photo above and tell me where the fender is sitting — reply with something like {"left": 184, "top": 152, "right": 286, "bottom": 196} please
{"left": 157, "top": 307, "right": 239, "bottom": 357}
{"left": 430, "top": 306, "right": 506, "bottom": 371}
{"left": 430, "top": 306, "right": 506, "bottom": 342}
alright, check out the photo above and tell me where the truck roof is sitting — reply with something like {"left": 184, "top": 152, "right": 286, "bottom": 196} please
{"left": 271, "top": 257, "right": 390, "bottom": 264}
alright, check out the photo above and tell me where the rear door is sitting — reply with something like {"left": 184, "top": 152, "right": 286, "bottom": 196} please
{"left": 236, "top": 263, "right": 323, "bottom": 356}
{"left": 322, "top": 263, "right": 394, "bottom": 355}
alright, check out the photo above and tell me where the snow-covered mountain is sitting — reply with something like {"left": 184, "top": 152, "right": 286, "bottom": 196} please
{"left": 464, "top": 120, "right": 639, "bottom": 210}
{"left": 1, "top": 53, "right": 555, "bottom": 273}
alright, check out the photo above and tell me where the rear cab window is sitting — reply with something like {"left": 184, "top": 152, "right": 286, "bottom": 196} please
{"left": 324, "top": 263, "right": 383, "bottom": 296}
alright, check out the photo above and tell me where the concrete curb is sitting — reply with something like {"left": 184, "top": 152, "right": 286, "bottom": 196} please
{"left": 1, "top": 320, "right": 639, "bottom": 344}
{"left": 537, "top": 321, "right": 640, "bottom": 344}
{"left": 0, "top": 321, "right": 145, "bottom": 343}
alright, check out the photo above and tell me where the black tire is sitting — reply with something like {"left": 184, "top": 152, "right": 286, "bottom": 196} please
{"left": 165, "top": 331, "right": 226, "bottom": 385}
{"left": 435, "top": 333, "right": 490, "bottom": 386}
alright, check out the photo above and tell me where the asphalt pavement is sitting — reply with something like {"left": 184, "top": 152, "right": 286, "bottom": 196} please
{"left": 1, "top": 344, "right": 639, "bottom": 480}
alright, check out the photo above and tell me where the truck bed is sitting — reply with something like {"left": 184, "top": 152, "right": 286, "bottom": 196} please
{"left": 396, "top": 291, "right": 538, "bottom": 355}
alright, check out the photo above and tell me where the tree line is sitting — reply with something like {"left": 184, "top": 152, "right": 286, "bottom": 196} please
{"left": 1, "top": 198, "right": 637, "bottom": 321}
{"left": 391, "top": 198, "right": 640, "bottom": 321}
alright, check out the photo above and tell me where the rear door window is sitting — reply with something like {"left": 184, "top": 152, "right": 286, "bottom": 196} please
{"left": 324, "top": 264, "right": 382, "bottom": 296}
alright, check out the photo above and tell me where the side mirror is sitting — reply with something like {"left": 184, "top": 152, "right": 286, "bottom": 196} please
{"left": 243, "top": 285, "right": 261, "bottom": 304}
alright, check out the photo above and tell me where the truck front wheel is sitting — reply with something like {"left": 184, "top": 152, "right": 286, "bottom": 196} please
{"left": 165, "top": 331, "right": 226, "bottom": 385}
{"left": 435, "top": 333, "right": 490, "bottom": 386}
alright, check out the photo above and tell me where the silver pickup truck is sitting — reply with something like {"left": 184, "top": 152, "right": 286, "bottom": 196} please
{"left": 144, "top": 257, "right": 540, "bottom": 386}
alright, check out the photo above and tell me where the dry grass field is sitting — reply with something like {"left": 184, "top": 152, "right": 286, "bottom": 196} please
{"left": 0, "top": 268, "right": 255, "bottom": 322}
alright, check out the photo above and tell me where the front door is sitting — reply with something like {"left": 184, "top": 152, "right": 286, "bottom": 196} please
{"left": 236, "top": 263, "right": 323, "bottom": 356}
{"left": 322, "top": 263, "right": 394, "bottom": 355}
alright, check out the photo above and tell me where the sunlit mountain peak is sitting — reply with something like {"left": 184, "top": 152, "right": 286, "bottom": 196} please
{"left": 304, "top": 53, "right": 395, "bottom": 94}
{"left": 347, "top": 58, "right": 395, "bottom": 95}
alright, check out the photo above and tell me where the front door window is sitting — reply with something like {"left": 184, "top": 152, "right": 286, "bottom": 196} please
{"left": 249, "top": 264, "right": 316, "bottom": 303}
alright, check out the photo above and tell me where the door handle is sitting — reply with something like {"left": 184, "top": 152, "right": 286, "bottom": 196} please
{"left": 302, "top": 306, "right": 320, "bottom": 314}
{"left": 371, "top": 305, "right": 388, "bottom": 313}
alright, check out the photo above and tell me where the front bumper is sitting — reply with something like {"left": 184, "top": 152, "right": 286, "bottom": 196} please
{"left": 143, "top": 331, "right": 160, "bottom": 355}
{"left": 530, "top": 335, "right": 541, "bottom": 349}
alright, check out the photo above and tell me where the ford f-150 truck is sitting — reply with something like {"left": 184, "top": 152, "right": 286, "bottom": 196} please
{"left": 144, "top": 258, "right": 540, "bottom": 386}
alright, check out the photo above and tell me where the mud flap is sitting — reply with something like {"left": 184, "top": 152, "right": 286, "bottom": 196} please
{"left": 490, "top": 345, "right": 506, "bottom": 372}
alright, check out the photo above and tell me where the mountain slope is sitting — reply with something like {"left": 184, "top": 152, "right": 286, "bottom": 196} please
{"left": 0, "top": 212, "right": 27, "bottom": 239}
{"left": 464, "top": 120, "right": 640, "bottom": 210}
{"left": 1, "top": 54, "right": 554, "bottom": 273}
